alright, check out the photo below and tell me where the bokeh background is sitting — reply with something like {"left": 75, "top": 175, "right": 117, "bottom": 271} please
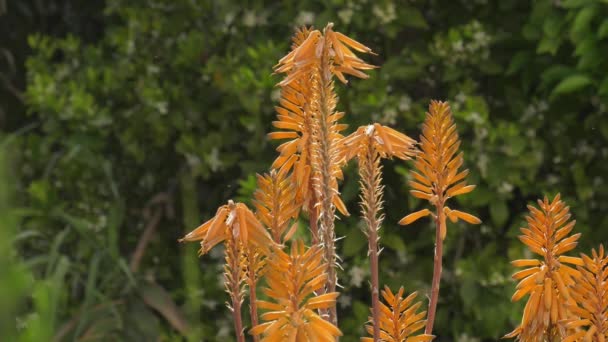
{"left": 1, "top": 0, "right": 608, "bottom": 341}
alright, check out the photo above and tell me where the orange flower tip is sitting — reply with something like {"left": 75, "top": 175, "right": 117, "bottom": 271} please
{"left": 398, "top": 209, "right": 431, "bottom": 225}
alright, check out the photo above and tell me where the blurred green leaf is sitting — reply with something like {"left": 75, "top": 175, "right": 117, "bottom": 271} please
{"left": 551, "top": 74, "right": 592, "bottom": 96}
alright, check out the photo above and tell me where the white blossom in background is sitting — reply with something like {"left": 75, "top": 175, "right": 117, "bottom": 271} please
{"left": 243, "top": 10, "right": 257, "bottom": 27}
{"left": 372, "top": 2, "right": 397, "bottom": 24}
{"left": 574, "top": 141, "right": 594, "bottom": 157}
{"left": 467, "top": 111, "right": 484, "bottom": 125}
{"left": 475, "top": 126, "right": 488, "bottom": 140}
{"left": 216, "top": 319, "right": 231, "bottom": 338}
{"left": 477, "top": 153, "right": 488, "bottom": 178}
{"left": 593, "top": 176, "right": 603, "bottom": 186}
{"left": 338, "top": 293, "right": 352, "bottom": 308}
{"left": 547, "top": 174, "right": 560, "bottom": 185}
{"left": 217, "top": 272, "right": 225, "bottom": 288}
{"left": 521, "top": 99, "right": 549, "bottom": 123}
{"left": 338, "top": 8, "right": 354, "bottom": 24}
{"left": 381, "top": 108, "right": 397, "bottom": 125}
{"left": 397, "top": 250, "right": 409, "bottom": 264}
{"left": 452, "top": 40, "right": 464, "bottom": 53}
{"left": 222, "top": 12, "right": 237, "bottom": 34}
{"left": 398, "top": 95, "right": 412, "bottom": 112}
{"left": 525, "top": 128, "right": 536, "bottom": 138}
{"left": 202, "top": 298, "right": 218, "bottom": 310}
{"left": 457, "top": 333, "right": 481, "bottom": 342}
{"left": 207, "top": 147, "right": 223, "bottom": 172}
{"left": 270, "top": 88, "right": 281, "bottom": 102}
{"left": 295, "top": 11, "right": 315, "bottom": 26}
{"left": 498, "top": 182, "right": 514, "bottom": 195}
{"left": 209, "top": 244, "right": 224, "bottom": 259}
{"left": 455, "top": 91, "right": 467, "bottom": 104}
{"left": 349, "top": 265, "right": 367, "bottom": 287}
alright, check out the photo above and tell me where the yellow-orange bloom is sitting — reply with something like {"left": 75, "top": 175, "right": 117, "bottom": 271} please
{"left": 250, "top": 240, "right": 341, "bottom": 341}
{"left": 505, "top": 194, "right": 582, "bottom": 340}
{"left": 563, "top": 245, "right": 608, "bottom": 342}
{"left": 362, "top": 286, "right": 434, "bottom": 342}
{"left": 180, "top": 200, "right": 274, "bottom": 256}
{"left": 398, "top": 101, "right": 480, "bottom": 239}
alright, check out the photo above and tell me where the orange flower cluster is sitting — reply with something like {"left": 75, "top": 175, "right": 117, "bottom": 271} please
{"left": 362, "top": 287, "right": 434, "bottom": 342}
{"left": 250, "top": 241, "right": 342, "bottom": 341}
{"left": 506, "top": 194, "right": 582, "bottom": 340}
{"left": 398, "top": 101, "right": 480, "bottom": 238}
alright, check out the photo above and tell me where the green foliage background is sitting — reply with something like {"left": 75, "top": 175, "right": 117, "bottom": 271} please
{"left": 1, "top": 0, "right": 607, "bottom": 341}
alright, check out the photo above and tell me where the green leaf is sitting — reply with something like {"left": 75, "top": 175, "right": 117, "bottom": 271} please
{"left": 598, "top": 19, "right": 608, "bottom": 38}
{"left": 506, "top": 51, "right": 531, "bottom": 75}
{"left": 490, "top": 201, "right": 509, "bottom": 227}
{"left": 342, "top": 230, "right": 367, "bottom": 257}
{"left": 381, "top": 232, "right": 406, "bottom": 252}
{"left": 402, "top": 6, "right": 428, "bottom": 29}
{"left": 141, "top": 282, "right": 189, "bottom": 335}
{"left": 599, "top": 76, "right": 608, "bottom": 96}
{"left": 551, "top": 74, "right": 592, "bottom": 95}
{"left": 561, "top": 0, "right": 593, "bottom": 8}
{"left": 571, "top": 5, "right": 596, "bottom": 37}
{"left": 537, "top": 36, "right": 561, "bottom": 55}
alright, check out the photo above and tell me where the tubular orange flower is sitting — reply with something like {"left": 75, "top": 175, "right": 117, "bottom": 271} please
{"left": 272, "top": 23, "right": 376, "bottom": 325}
{"left": 342, "top": 123, "right": 418, "bottom": 163}
{"left": 361, "top": 286, "right": 434, "bottom": 342}
{"left": 398, "top": 100, "right": 480, "bottom": 335}
{"left": 250, "top": 240, "right": 342, "bottom": 341}
{"left": 562, "top": 245, "right": 608, "bottom": 342}
{"left": 342, "top": 123, "right": 416, "bottom": 341}
{"left": 253, "top": 159, "right": 301, "bottom": 245}
{"left": 398, "top": 101, "right": 480, "bottom": 237}
{"left": 180, "top": 200, "right": 274, "bottom": 256}
{"left": 179, "top": 200, "right": 273, "bottom": 342}
{"left": 505, "top": 194, "right": 582, "bottom": 341}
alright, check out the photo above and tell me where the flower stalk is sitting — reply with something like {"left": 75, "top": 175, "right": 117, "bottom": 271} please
{"left": 398, "top": 101, "right": 480, "bottom": 335}
{"left": 342, "top": 123, "right": 417, "bottom": 340}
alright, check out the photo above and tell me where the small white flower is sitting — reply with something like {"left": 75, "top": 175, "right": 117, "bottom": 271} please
{"left": 452, "top": 40, "right": 464, "bottom": 52}
{"left": 349, "top": 266, "right": 367, "bottom": 287}
{"left": 457, "top": 333, "right": 481, "bottom": 342}
{"left": 398, "top": 95, "right": 412, "bottom": 111}
{"left": 207, "top": 147, "right": 223, "bottom": 172}
{"left": 202, "top": 299, "right": 218, "bottom": 310}
{"left": 381, "top": 108, "right": 397, "bottom": 125}
{"left": 477, "top": 153, "right": 488, "bottom": 178}
{"left": 338, "top": 8, "right": 354, "bottom": 24}
{"left": 295, "top": 11, "right": 315, "bottom": 26}
{"left": 243, "top": 11, "right": 257, "bottom": 27}
{"left": 537, "top": 100, "right": 548, "bottom": 112}
{"left": 217, "top": 319, "right": 231, "bottom": 337}
{"left": 498, "top": 182, "right": 514, "bottom": 194}
{"left": 270, "top": 88, "right": 281, "bottom": 102}
{"left": 467, "top": 111, "right": 483, "bottom": 124}
{"left": 338, "top": 294, "right": 352, "bottom": 308}
{"left": 372, "top": 3, "right": 397, "bottom": 24}
{"left": 547, "top": 174, "right": 560, "bottom": 185}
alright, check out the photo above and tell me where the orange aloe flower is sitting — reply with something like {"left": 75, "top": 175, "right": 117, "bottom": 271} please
{"left": 270, "top": 25, "right": 376, "bottom": 218}
{"left": 272, "top": 24, "right": 377, "bottom": 324}
{"left": 362, "top": 286, "right": 434, "bottom": 342}
{"left": 563, "top": 245, "right": 608, "bottom": 342}
{"left": 505, "top": 194, "right": 582, "bottom": 340}
{"left": 398, "top": 100, "right": 480, "bottom": 335}
{"left": 250, "top": 240, "right": 341, "bottom": 341}
{"left": 398, "top": 100, "right": 480, "bottom": 237}
{"left": 253, "top": 157, "right": 301, "bottom": 245}
{"left": 180, "top": 200, "right": 274, "bottom": 256}
{"left": 341, "top": 123, "right": 417, "bottom": 340}
{"left": 341, "top": 123, "right": 418, "bottom": 162}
